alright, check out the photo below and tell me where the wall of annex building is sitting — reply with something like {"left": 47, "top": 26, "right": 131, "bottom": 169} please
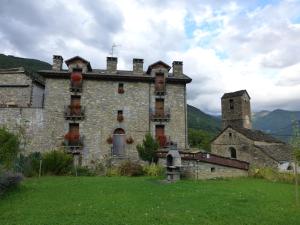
{"left": 0, "top": 72, "right": 32, "bottom": 107}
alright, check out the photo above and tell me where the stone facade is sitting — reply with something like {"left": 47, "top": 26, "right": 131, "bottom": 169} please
{"left": 212, "top": 90, "right": 292, "bottom": 169}
{"left": 221, "top": 90, "right": 251, "bottom": 129}
{"left": 0, "top": 68, "right": 44, "bottom": 108}
{"left": 0, "top": 55, "right": 191, "bottom": 166}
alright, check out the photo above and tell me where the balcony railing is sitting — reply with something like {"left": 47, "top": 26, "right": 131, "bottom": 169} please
{"left": 154, "top": 84, "right": 166, "bottom": 95}
{"left": 64, "top": 135, "right": 84, "bottom": 154}
{"left": 70, "top": 80, "right": 82, "bottom": 92}
{"left": 156, "top": 135, "right": 170, "bottom": 148}
{"left": 64, "top": 105, "right": 85, "bottom": 120}
{"left": 150, "top": 108, "right": 170, "bottom": 122}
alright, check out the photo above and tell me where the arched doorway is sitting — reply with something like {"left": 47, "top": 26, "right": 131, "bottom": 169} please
{"left": 112, "top": 128, "right": 125, "bottom": 156}
{"left": 229, "top": 147, "right": 237, "bottom": 159}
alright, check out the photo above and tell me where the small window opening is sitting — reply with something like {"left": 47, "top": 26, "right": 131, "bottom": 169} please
{"left": 118, "top": 83, "right": 124, "bottom": 94}
{"left": 211, "top": 167, "right": 215, "bottom": 172}
{"left": 229, "top": 99, "right": 234, "bottom": 110}
{"left": 287, "top": 165, "right": 293, "bottom": 171}
{"left": 229, "top": 132, "right": 232, "bottom": 137}
{"left": 117, "top": 110, "right": 124, "bottom": 122}
{"left": 229, "top": 147, "right": 237, "bottom": 159}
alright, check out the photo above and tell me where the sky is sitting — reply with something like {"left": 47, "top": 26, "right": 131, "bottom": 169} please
{"left": 0, "top": 0, "right": 300, "bottom": 115}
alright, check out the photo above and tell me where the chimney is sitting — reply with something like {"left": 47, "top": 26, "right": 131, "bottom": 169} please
{"left": 106, "top": 57, "right": 118, "bottom": 73}
{"left": 133, "top": 58, "right": 144, "bottom": 74}
{"left": 52, "top": 55, "right": 63, "bottom": 71}
{"left": 172, "top": 61, "right": 183, "bottom": 77}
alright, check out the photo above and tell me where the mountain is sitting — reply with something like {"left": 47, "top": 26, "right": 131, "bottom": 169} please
{"left": 253, "top": 109, "right": 300, "bottom": 142}
{"left": 0, "top": 54, "right": 51, "bottom": 72}
{"left": 187, "top": 104, "right": 221, "bottom": 135}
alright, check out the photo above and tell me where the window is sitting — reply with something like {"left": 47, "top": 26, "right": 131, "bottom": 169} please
{"left": 118, "top": 83, "right": 124, "bottom": 94}
{"left": 211, "top": 167, "right": 215, "bottom": 172}
{"left": 229, "top": 99, "right": 234, "bottom": 110}
{"left": 229, "top": 147, "right": 237, "bottom": 159}
{"left": 229, "top": 132, "right": 232, "bottom": 137}
{"left": 117, "top": 110, "right": 124, "bottom": 122}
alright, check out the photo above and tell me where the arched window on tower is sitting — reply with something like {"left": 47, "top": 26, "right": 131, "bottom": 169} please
{"left": 229, "top": 99, "right": 234, "bottom": 110}
{"left": 229, "top": 147, "right": 237, "bottom": 159}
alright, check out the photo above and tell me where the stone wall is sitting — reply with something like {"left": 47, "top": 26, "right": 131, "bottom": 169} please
{"left": 221, "top": 93, "right": 251, "bottom": 129}
{"left": 211, "top": 127, "right": 278, "bottom": 168}
{"left": 159, "top": 158, "right": 248, "bottom": 179}
{"left": 0, "top": 70, "right": 32, "bottom": 107}
{"left": 31, "top": 83, "right": 44, "bottom": 107}
{"left": 0, "top": 108, "right": 46, "bottom": 153}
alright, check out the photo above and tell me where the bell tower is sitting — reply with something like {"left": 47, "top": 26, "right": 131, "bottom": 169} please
{"left": 221, "top": 90, "right": 252, "bottom": 130}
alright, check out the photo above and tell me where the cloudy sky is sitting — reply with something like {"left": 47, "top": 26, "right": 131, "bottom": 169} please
{"left": 1, "top": 0, "right": 300, "bottom": 114}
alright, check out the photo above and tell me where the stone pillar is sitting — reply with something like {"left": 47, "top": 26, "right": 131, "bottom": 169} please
{"left": 52, "top": 55, "right": 63, "bottom": 71}
{"left": 172, "top": 61, "right": 183, "bottom": 77}
{"left": 133, "top": 58, "right": 144, "bottom": 74}
{"left": 106, "top": 57, "right": 118, "bottom": 74}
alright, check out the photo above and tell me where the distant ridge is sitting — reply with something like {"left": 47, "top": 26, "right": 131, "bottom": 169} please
{"left": 0, "top": 54, "right": 51, "bottom": 72}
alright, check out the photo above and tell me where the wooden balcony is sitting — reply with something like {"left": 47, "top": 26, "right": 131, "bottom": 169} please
{"left": 64, "top": 135, "right": 84, "bottom": 154}
{"left": 64, "top": 105, "right": 85, "bottom": 120}
{"left": 154, "top": 84, "right": 166, "bottom": 95}
{"left": 70, "top": 80, "right": 82, "bottom": 92}
{"left": 150, "top": 108, "right": 170, "bottom": 122}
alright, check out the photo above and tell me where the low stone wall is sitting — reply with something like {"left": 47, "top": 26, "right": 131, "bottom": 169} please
{"left": 158, "top": 158, "right": 248, "bottom": 179}
{"left": 0, "top": 107, "right": 46, "bottom": 153}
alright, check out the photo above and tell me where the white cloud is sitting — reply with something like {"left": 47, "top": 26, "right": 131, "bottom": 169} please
{"left": 0, "top": 0, "right": 300, "bottom": 114}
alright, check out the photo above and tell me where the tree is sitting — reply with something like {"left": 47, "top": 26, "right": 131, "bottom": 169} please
{"left": 0, "top": 127, "right": 20, "bottom": 169}
{"left": 291, "top": 120, "right": 300, "bottom": 205}
{"left": 188, "top": 128, "right": 213, "bottom": 151}
{"left": 136, "top": 133, "right": 159, "bottom": 164}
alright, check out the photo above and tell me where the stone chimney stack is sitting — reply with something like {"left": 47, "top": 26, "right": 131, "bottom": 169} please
{"left": 52, "top": 55, "right": 63, "bottom": 71}
{"left": 133, "top": 58, "right": 144, "bottom": 74}
{"left": 172, "top": 61, "right": 183, "bottom": 77}
{"left": 106, "top": 57, "right": 118, "bottom": 73}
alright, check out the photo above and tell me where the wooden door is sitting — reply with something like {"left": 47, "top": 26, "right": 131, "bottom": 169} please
{"left": 69, "top": 123, "right": 79, "bottom": 145}
{"left": 113, "top": 128, "right": 125, "bottom": 156}
{"left": 71, "top": 96, "right": 81, "bottom": 115}
{"left": 155, "top": 99, "right": 164, "bottom": 116}
{"left": 155, "top": 74, "right": 165, "bottom": 91}
{"left": 155, "top": 125, "right": 166, "bottom": 147}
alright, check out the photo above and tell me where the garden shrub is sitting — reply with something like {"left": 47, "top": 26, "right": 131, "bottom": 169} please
{"left": 42, "top": 150, "right": 73, "bottom": 175}
{"left": 250, "top": 167, "right": 299, "bottom": 183}
{"left": 0, "top": 127, "right": 20, "bottom": 169}
{"left": 0, "top": 171, "right": 23, "bottom": 196}
{"left": 106, "top": 167, "right": 120, "bottom": 177}
{"left": 73, "top": 166, "right": 96, "bottom": 176}
{"left": 119, "top": 161, "right": 144, "bottom": 176}
{"left": 143, "top": 163, "right": 165, "bottom": 177}
{"left": 136, "top": 133, "right": 159, "bottom": 164}
{"left": 15, "top": 152, "right": 42, "bottom": 177}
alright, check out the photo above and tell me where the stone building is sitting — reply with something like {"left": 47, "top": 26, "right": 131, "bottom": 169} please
{"left": 0, "top": 55, "right": 191, "bottom": 165}
{"left": 211, "top": 90, "right": 292, "bottom": 169}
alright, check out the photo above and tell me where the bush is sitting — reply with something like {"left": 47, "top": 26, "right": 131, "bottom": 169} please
{"left": 0, "top": 127, "right": 20, "bottom": 169}
{"left": 250, "top": 167, "right": 299, "bottom": 183}
{"left": 15, "top": 152, "right": 42, "bottom": 177}
{"left": 136, "top": 133, "right": 159, "bottom": 164}
{"left": 143, "top": 163, "right": 165, "bottom": 177}
{"left": 0, "top": 171, "right": 23, "bottom": 196}
{"left": 106, "top": 167, "right": 120, "bottom": 177}
{"left": 42, "top": 150, "right": 73, "bottom": 175}
{"left": 119, "top": 161, "right": 144, "bottom": 177}
{"left": 72, "top": 166, "right": 96, "bottom": 176}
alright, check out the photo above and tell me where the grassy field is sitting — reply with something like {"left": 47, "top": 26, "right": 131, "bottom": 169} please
{"left": 0, "top": 177, "right": 300, "bottom": 225}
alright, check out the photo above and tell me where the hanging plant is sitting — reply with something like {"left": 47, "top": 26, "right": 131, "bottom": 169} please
{"left": 117, "top": 114, "right": 124, "bottom": 122}
{"left": 106, "top": 135, "right": 113, "bottom": 144}
{"left": 64, "top": 132, "right": 80, "bottom": 142}
{"left": 126, "top": 136, "right": 134, "bottom": 144}
{"left": 118, "top": 87, "right": 124, "bottom": 94}
{"left": 71, "top": 72, "right": 82, "bottom": 82}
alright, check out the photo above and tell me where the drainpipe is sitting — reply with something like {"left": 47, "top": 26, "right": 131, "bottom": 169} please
{"left": 184, "top": 85, "right": 187, "bottom": 149}
{"left": 148, "top": 82, "right": 151, "bottom": 133}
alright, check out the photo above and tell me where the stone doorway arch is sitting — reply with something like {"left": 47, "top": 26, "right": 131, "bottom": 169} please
{"left": 112, "top": 128, "right": 125, "bottom": 157}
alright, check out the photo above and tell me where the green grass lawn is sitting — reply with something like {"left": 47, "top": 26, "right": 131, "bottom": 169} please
{"left": 0, "top": 177, "right": 300, "bottom": 225}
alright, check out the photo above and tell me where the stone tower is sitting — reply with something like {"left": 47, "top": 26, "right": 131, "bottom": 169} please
{"left": 221, "top": 90, "right": 252, "bottom": 130}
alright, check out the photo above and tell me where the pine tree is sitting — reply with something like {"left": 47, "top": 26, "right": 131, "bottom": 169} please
{"left": 136, "top": 133, "right": 159, "bottom": 164}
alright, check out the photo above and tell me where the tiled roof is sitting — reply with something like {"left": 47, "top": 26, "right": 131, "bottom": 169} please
{"left": 222, "top": 90, "right": 250, "bottom": 99}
